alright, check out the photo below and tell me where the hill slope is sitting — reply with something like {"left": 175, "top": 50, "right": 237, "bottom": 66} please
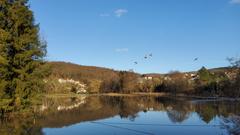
{"left": 48, "top": 61, "right": 121, "bottom": 82}
{"left": 46, "top": 61, "right": 141, "bottom": 94}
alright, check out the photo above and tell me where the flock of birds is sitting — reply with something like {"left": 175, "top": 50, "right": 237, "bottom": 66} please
{"left": 129, "top": 53, "right": 199, "bottom": 72}
{"left": 134, "top": 53, "right": 153, "bottom": 65}
{"left": 133, "top": 53, "right": 198, "bottom": 65}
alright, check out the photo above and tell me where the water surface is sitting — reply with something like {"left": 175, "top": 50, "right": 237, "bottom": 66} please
{"left": 1, "top": 96, "right": 240, "bottom": 135}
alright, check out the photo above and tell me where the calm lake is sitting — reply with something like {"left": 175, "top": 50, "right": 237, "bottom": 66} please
{"left": 1, "top": 95, "right": 240, "bottom": 135}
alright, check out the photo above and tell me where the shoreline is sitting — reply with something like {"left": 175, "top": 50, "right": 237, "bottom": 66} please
{"left": 45, "top": 93, "right": 240, "bottom": 101}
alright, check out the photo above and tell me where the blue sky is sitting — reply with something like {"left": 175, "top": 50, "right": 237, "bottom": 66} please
{"left": 29, "top": 0, "right": 240, "bottom": 73}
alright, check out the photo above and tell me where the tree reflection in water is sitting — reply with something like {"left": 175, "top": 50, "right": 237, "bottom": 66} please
{"left": 0, "top": 116, "right": 43, "bottom": 135}
{"left": 0, "top": 96, "right": 240, "bottom": 135}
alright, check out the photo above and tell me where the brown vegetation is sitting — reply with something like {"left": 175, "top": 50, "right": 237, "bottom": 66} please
{"left": 46, "top": 61, "right": 240, "bottom": 98}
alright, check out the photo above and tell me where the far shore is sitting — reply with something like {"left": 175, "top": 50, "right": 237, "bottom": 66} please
{"left": 45, "top": 92, "right": 240, "bottom": 101}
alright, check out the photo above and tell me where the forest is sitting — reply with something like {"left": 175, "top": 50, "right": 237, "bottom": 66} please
{"left": 46, "top": 61, "right": 240, "bottom": 98}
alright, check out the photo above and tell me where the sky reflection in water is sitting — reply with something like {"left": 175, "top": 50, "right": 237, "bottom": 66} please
{"left": 41, "top": 96, "right": 239, "bottom": 135}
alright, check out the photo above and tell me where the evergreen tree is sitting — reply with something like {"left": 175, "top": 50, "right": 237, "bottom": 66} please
{"left": 198, "top": 67, "right": 212, "bottom": 82}
{"left": 0, "top": 0, "right": 47, "bottom": 112}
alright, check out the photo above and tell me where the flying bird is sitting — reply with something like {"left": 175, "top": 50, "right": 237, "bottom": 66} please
{"left": 144, "top": 55, "right": 148, "bottom": 59}
{"left": 134, "top": 61, "right": 138, "bottom": 65}
{"left": 194, "top": 58, "right": 198, "bottom": 61}
{"left": 149, "top": 53, "right": 153, "bottom": 57}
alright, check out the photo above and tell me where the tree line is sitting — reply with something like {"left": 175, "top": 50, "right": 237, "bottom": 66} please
{"left": 47, "top": 60, "right": 240, "bottom": 98}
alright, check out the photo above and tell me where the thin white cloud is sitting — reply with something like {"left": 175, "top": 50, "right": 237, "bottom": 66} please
{"left": 230, "top": 0, "right": 240, "bottom": 4}
{"left": 114, "top": 9, "right": 128, "bottom": 17}
{"left": 100, "top": 13, "right": 110, "bottom": 17}
{"left": 115, "top": 48, "right": 129, "bottom": 52}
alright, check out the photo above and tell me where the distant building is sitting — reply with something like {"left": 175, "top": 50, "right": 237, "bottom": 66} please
{"left": 142, "top": 74, "right": 162, "bottom": 80}
{"left": 144, "top": 76, "right": 153, "bottom": 80}
{"left": 225, "top": 71, "right": 238, "bottom": 80}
